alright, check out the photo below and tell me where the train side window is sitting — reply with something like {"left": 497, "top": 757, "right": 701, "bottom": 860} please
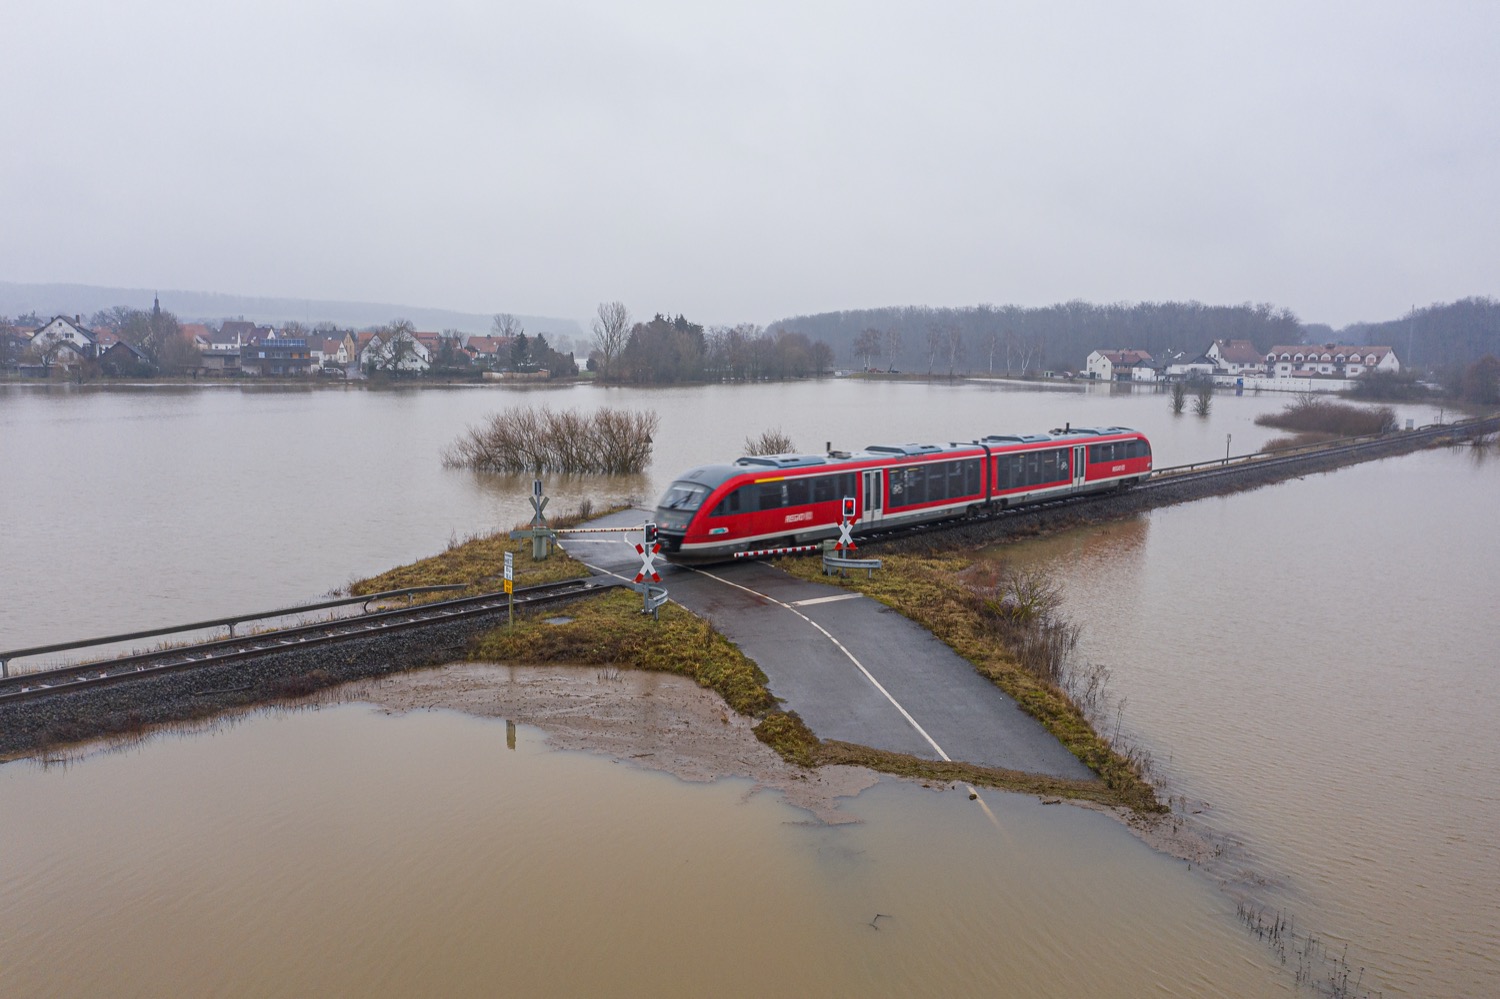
{"left": 710, "top": 489, "right": 741, "bottom": 517}
{"left": 812, "top": 476, "right": 834, "bottom": 503}
{"left": 965, "top": 459, "right": 981, "bottom": 495}
{"left": 921, "top": 465, "right": 940, "bottom": 503}
{"left": 1051, "top": 448, "right": 1068, "bottom": 481}
{"left": 756, "top": 483, "right": 783, "bottom": 511}
{"left": 786, "top": 478, "right": 810, "bottom": 506}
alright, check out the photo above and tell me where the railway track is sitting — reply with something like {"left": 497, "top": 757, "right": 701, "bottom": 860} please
{"left": 0, "top": 576, "right": 617, "bottom": 707}
{"left": 771, "top": 416, "right": 1498, "bottom": 553}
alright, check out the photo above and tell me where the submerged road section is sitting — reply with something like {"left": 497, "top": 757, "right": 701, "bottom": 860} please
{"left": 562, "top": 509, "right": 1094, "bottom": 782}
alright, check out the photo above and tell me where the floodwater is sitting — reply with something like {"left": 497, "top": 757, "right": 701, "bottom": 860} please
{"left": 998, "top": 446, "right": 1500, "bottom": 997}
{"left": 0, "top": 379, "right": 1483, "bottom": 996}
{"left": 0, "top": 705, "right": 1288, "bottom": 998}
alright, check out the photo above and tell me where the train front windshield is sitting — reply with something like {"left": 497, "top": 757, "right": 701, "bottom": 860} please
{"left": 657, "top": 482, "right": 710, "bottom": 512}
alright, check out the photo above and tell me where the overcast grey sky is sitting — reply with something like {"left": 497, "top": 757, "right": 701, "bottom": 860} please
{"left": 4, "top": 1, "right": 1496, "bottom": 328}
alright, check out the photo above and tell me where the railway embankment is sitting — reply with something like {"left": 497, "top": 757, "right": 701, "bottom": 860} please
{"left": 0, "top": 606, "right": 509, "bottom": 760}
{"left": 885, "top": 421, "right": 1495, "bottom": 555}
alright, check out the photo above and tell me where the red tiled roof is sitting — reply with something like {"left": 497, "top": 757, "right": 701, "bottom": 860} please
{"left": 1099, "top": 349, "right": 1153, "bottom": 365}
{"left": 1213, "top": 339, "right": 1263, "bottom": 363}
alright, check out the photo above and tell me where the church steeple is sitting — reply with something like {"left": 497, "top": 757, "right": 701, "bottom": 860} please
{"left": 152, "top": 292, "right": 160, "bottom": 318}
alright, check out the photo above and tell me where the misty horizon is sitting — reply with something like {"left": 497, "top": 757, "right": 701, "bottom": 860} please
{"left": 4, "top": 3, "right": 1496, "bottom": 331}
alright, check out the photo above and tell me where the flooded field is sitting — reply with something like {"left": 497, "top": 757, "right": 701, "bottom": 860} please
{"left": 0, "top": 700, "right": 1289, "bottom": 997}
{"left": 1, "top": 380, "right": 1487, "bottom": 996}
{"left": 998, "top": 446, "right": 1500, "bottom": 996}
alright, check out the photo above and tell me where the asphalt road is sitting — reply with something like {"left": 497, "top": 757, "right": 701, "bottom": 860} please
{"left": 560, "top": 508, "right": 1095, "bottom": 782}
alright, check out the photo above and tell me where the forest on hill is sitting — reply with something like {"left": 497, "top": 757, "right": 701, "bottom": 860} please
{"left": 766, "top": 298, "right": 1499, "bottom": 376}
{"left": 1339, "top": 297, "right": 1500, "bottom": 372}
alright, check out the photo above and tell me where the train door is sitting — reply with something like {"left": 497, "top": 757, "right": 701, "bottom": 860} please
{"left": 1072, "top": 445, "right": 1087, "bottom": 489}
{"left": 861, "top": 469, "right": 884, "bottom": 523}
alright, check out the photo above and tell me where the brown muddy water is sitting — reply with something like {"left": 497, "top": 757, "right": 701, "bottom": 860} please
{"left": 997, "top": 446, "right": 1500, "bottom": 997}
{"left": 0, "top": 702, "right": 1289, "bottom": 998}
{"left": 0, "top": 382, "right": 1477, "bottom": 996}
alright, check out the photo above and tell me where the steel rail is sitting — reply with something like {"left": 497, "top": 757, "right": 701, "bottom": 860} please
{"left": 0, "top": 583, "right": 473, "bottom": 666}
{"left": 0, "top": 577, "right": 616, "bottom": 705}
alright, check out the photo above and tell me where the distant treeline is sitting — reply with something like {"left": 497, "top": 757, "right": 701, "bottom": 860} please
{"left": 1340, "top": 297, "right": 1500, "bottom": 373}
{"left": 598, "top": 312, "right": 833, "bottom": 384}
{"left": 765, "top": 298, "right": 1500, "bottom": 375}
{"left": 765, "top": 301, "right": 1302, "bottom": 375}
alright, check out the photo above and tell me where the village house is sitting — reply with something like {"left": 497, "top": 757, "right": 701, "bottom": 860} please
{"left": 1266, "top": 344, "right": 1400, "bottom": 380}
{"left": 463, "top": 334, "right": 513, "bottom": 369}
{"left": 358, "top": 329, "right": 432, "bottom": 373}
{"left": 1205, "top": 339, "right": 1267, "bottom": 376}
{"left": 1, "top": 327, "right": 31, "bottom": 371}
{"left": 28, "top": 316, "right": 97, "bottom": 356}
{"left": 240, "top": 336, "right": 314, "bottom": 376}
{"left": 1085, "top": 348, "right": 1157, "bottom": 382}
{"left": 98, "top": 340, "right": 154, "bottom": 377}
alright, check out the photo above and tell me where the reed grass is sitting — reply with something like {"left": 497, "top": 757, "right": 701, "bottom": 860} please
{"left": 1255, "top": 394, "right": 1398, "bottom": 436}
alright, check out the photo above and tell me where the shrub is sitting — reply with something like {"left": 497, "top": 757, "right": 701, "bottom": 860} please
{"left": 445, "top": 405, "right": 659, "bottom": 474}
{"left": 743, "top": 428, "right": 796, "bottom": 455}
{"left": 1254, "top": 395, "right": 1397, "bottom": 436}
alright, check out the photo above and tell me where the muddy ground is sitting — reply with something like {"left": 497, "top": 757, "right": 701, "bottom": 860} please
{"left": 321, "top": 661, "right": 881, "bottom": 824}
{"left": 318, "top": 661, "right": 1230, "bottom": 872}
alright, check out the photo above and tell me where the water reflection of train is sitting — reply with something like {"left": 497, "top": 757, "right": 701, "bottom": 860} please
{"left": 653, "top": 426, "right": 1153, "bottom": 563}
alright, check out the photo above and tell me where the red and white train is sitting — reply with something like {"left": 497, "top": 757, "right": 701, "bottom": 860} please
{"left": 654, "top": 425, "right": 1153, "bottom": 563}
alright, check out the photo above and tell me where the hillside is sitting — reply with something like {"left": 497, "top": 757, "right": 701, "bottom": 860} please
{"left": 0, "top": 281, "right": 584, "bottom": 338}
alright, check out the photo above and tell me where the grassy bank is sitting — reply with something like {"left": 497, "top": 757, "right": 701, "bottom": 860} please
{"left": 348, "top": 504, "right": 631, "bottom": 597}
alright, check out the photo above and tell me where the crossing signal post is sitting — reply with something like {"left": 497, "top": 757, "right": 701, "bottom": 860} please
{"left": 823, "top": 496, "right": 881, "bottom": 578}
{"left": 633, "top": 523, "right": 668, "bottom": 619}
{"left": 836, "top": 496, "right": 858, "bottom": 551}
{"left": 508, "top": 478, "right": 557, "bottom": 559}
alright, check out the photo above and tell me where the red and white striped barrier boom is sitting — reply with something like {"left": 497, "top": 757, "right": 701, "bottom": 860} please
{"left": 732, "top": 544, "right": 822, "bottom": 559}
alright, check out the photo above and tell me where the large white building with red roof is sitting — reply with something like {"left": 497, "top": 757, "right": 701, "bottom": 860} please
{"left": 1266, "top": 344, "right": 1400, "bottom": 380}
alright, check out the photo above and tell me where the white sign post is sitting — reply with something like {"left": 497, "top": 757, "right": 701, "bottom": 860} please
{"left": 504, "top": 551, "right": 514, "bottom": 628}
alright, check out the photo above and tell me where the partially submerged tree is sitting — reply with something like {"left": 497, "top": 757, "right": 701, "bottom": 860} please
{"left": 744, "top": 428, "right": 796, "bottom": 455}
{"left": 445, "top": 405, "right": 658, "bottom": 474}
{"left": 1193, "top": 378, "right": 1213, "bottom": 416}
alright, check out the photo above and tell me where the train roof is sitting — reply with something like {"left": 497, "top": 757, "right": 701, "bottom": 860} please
{"left": 666, "top": 427, "right": 1145, "bottom": 488}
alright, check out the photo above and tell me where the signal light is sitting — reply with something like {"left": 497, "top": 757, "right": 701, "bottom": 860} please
{"left": 644, "top": 522, "right": 659, "bottom": 545}
{"left": 842, "top": 496, "right": 856, "bottom": 520}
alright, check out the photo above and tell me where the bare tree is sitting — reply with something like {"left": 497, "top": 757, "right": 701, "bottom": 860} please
{"left": 590, "top": 300, "right": 631, "bottom": 379}
{"left": 369, "top": 318, "right": 419, "bottom": 373}
{"left": 744, "top": 428, "right": 795, "bottom": 455}
{"left": 925, "top": 323, "right": 945, "bottom": 377}
{"left": 882, "top": 329, "right": 903, "bottom": 372}
{"left": 491, "top": 313, "right": 524, "bottom": 339}
{"left": 852, "top": 328, "right": 882, "bottom": 371}
{"left": 1193, "top": 378, "right": 1214, "bottom": 416}
{"left": 1017, "top": 333, "right": 1043, "bottom": 376}
{"left": 945, "top": 326, "right": 965, "bottom": 378}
